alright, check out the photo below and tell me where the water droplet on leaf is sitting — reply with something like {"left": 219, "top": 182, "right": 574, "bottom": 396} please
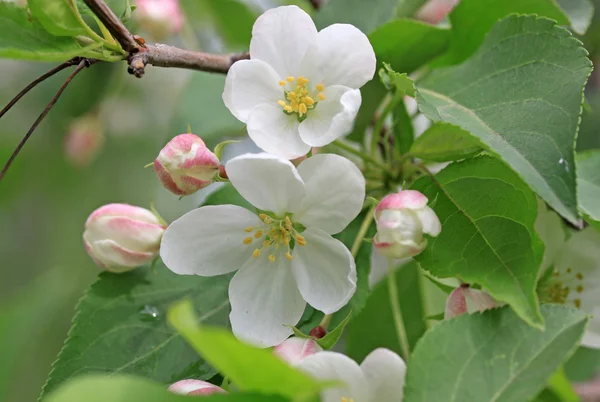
{"left": 138, "top": 305, "right": 160, "bottom": 321}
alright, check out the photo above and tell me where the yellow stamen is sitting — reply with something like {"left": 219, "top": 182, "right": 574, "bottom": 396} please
{"left": 287, "top": 91, "right": 297, "bottom": 100}
{"left": 298, "top": 103, "right": 307, "bottom": 115}
{"left": 244, "top": 226, "right": 253, "bottom": 232}
{"left": 264, "top": 239, "right": 272, "bottom": 247}
{"left": 243, "top": 237, "right": 253, "bottom": 245}
{"left": 316, "top": 83, "right": 324, "bottom": 92}
{"left": 577, "top": 273, "right": 584, "bottom": 280}
{"left": 279, "top": 80, "right": 287, "bottom": 86}
{"left": 252, "top": 249, "right": 261, "bottom": 258}
{"left": 575, "top": 298, "right": 582, "bottom": 308}
{"left": 254, "top": 230, "right": 263, "bottom": 238}
{"left": 278, "top": 100, "right": 287, "bottom": 107}
{"left": 286, "top": 251, "right": 293, "bottom": 261}
{"left": 286, "top": 76, "right": 295, "bottom": 82}
{"left": 318, "top": 93, "right": 326, "bottom": 101}
{"left": 268, "top": 254, "right": 276, "bottom": 262}
{"left": 297, "top": 76, "right": 309, "bottom": 85}
{"left": 303, "top": 96, "right": 315, "bottom": 106}
{"left": 284, "top": 105, "right": 293, "bottom": 113}
{"left": 577, "top": 285, "right": 584, "bottom": 293}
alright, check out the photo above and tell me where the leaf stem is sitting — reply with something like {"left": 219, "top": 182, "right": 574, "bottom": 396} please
{"left": 332, "top": 140, "right": 387, "bottom": 170}
{"left": 371, "top": 94, "right": 403, "bottom": 159}
{"left": 387, "top": 257, "right": 411, "bottom": 361}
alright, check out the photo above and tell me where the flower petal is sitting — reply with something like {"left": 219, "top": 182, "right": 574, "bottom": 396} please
{"left": 226, "top": 153, "right": 306, "bottom": 214}
{"left": 86, "top": 203, "right": 160, "bottom": 226}
{"left": 249, "top": 5, "right": 317, "bottom": 78}
{"left": 360, "top": 348, "right": 407, "bottom": 402}
{"left": 415, "top": 206, "right": 442, "bottom": 236}
{"left": 444, "top": 288, "right": 467, "bottom": 319}
{"left": 246, "top": 103, "right": 311, "bottom": 160}
{"left": 84, "top": 216, "right": 164, "bottom": 252}
{"left": 168, "top": 380, "right": 225, "bottom": 395}
{"left": 376, "top": 191, "right": 429, "bottom": 213}
{"left": 160, "top": 205, "right": 261, "bottom": 276}
{"left": 294, "top": 154, "right": 365, "bottom": 234}
{"left": 291, "top": 227, "right": 356, "bottom": 314}
{"left": 86, "top": 239, "right": 154, "bottom": 271}
{"left": 222, "top": 59, "right": 282, "bottom": 122}
{"left": 298, "top": 86, "right": 361, "bottom": 147}
{"left": 298, "top": 351, "right": 370, "bottom": 402}
{"left": 300, "top": 24, "right": 376, "bottom": 88}
{"left": 229, "top": 248, "right": 306, "bottom": 347}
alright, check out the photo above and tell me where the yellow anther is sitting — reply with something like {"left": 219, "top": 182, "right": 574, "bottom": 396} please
{"left": 575, "top": 298, "right": 582, "bottom": 308}
{"left": 284, "top": 105, "right": 293, "bottom": 113}
{"left": 279, "top": 80, "right": 287, "bottom": 86}
{"left": 268, "top": 254, "right": 276, "bottom": 262}
{"left": 316, "top": 83, "right": 324, "bottom": 92}
{"left": 286, "top": 251, "right": 293, "bottom": 261}
{"left": 577, "top": 273, "right": 584, "bottom": 280}
{"left": 295, "top": 234, "right": 305, "bottom": 242}
{"left": 278, "top": 100, "right": 287, "bottom": 107}
{"left": 287, "top": 91, "right": 297, "bottom": 100}
{"left": 254, "top": 229, "right": 263, "bottom": 238}
{"left": 286, "top": 76, "right": 295, "bottom": 82}
{"left": 244, "top": 226, "right": 253, "bottom": 232}
{"left": 285, "top": 216, "right": 293, "bottom": 229}
{"left": 298, "top": 103, "right": 308, "bottom": 115}
{"left": 284, "top": 234, "right": 290, "bottom": 245}
{"left": 243, "top": 237, "right": 253, "bottom": 245}
{"left": 577, "top": 285, "right": 584, "bottom": 293}
{"left": 318, "top": 93, "right": 326, "bottom": 101}
{"left": 297, "top": 76, "right": 309, "bottom": 85}
{"left": 252, "top": 249, "right": 261, "bottom": 258}
{"left": 303, "top": 96, "right": 315, "bottom": 106}
{"left": 264, "top": 239, "right": 273, "bottom": 247}
{"left": 259, "top": 213, "right": 268, "bottom": 220}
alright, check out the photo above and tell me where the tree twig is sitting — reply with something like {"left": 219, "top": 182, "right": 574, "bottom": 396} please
{"left": 0, "top": 57, "right": 83, "bottom": 120}
{"left": 82, "top": 0, "right": 139, "bottom": 52}
{"left": 0, "top": 59, "right": 97, "bottom": 182}
{"left": 309, "top": 0, "right": 324, "bottom": 10}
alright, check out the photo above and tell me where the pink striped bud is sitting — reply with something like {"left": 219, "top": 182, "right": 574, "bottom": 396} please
{"left": 134, "top": 0, "right": 184, "bottom": 41}
{"left": 444, "top": 287, "right": 498, "bottom": 319}
{"left": 373, "top": 190, "right": 441, "bottom": 259}
{"left": 168, "top": 379, "right": 225, "bottom": 396}
{"left": 274, "top": 337, "right": 323, "bottom": 365}
{"left": 154, "top": 134, "right": 220, "bottom": 196}
{"left": 416, "top": 0, "right": 460, "bottom": 25}
{"left": 83, "top": 204, "right": 166, "bottom": 273}
{"left": 64, "top": 113, "right": 104, "bottom": 168}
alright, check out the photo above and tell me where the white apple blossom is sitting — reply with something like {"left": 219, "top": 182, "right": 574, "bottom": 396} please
{"left": 160, "top": 153, "right": 365, "bottom": 347}
{"left": 298, "top": 348, "right": 407, "bottom": 402}
{"left": 223, "top": 6, "right": 376, "bottom": 159}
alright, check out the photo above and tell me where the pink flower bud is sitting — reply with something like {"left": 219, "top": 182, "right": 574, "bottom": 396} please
{"left": 416, "top": 0, "right": 460, "bottom": 25}
{"left": 168, "top": 379, "right": 225, "bottom": 395}
{"left": 134, "top": 0, "right": 184, "bottom": 41}
{"left": 64, "top": 113, "right": 104, "bottom": 168}
{"left": 83, "top": 204, "right": 166, "bottom": 273}
{"left": 373, "top": 190, "right": 441, "bottom": 259}
{"left": 154, "top": 134, "right": 220, "bottom": 196}
{"left": 444, "top": 287, "right": 498, "bottom": 319}
{"left": 274, "top": 337, "right": 323, "bottom": 365}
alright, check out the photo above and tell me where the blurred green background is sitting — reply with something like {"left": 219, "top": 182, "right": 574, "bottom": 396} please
{"left": 2, "top": 0, "right": 600, "bottom": 401}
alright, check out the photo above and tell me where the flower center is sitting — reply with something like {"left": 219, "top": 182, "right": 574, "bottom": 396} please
{"left": 540, "top": 267, "right": 585, "bottom": 309}
{"left": 277, "top": 76, "right": 326, "bottom": 122}
{"left": 242, "top": 214, "right": 306, "bottom": 263}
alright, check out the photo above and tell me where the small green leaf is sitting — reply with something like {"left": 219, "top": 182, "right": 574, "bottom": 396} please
{"left": 214, "top": 140, "right": 242, "bottom": 161}
{"left": 29, "top": 0, "right": 87, "bottom": 37}
{"left": 379, "top": 63, "right": 415, "bottom": 96}
{"left": 409, "top": 123, "right": 482, "bottom": 162}
{"left": 576, "top": 151, "right": 600, "bottom": 230}
{"left": 412, "top": 156, "right": 545, "bottom": 327}
{"left": 404, "top": 305, "right": 588, "bottom": 402}
{"left": 168, "top": 300, "right": 325, "bottom": 400}
{"left": 316, "top": 310, "right": 353, "bottom": 350}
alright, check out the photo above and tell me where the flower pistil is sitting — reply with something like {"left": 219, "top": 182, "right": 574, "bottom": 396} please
{"left": 277, "top": 76, "right": 326, "bottom": 121}
{"left": 243, "top": 213, "right": 307, "bottom": 262}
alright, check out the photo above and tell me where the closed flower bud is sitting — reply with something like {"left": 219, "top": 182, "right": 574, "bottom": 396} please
{"left": 168, "top": 379, "right": 225, "bottom": 395}
{"left": 415, "top": 0, "right": 460, "bottom": 25}
{"left": 64, "top": 113, "right": 104, "bottom": 168}
{"left": 274, "top": 337, "right": 323, "bottom": 365}
{"left": 444, "top": 286, "right": 498, "bottom": 319}
{"left": 154, "top": 134, "right": 220, "bottom": 196}
{"left": 83, "top": 204, "right": 166, "bottom": 273}
{"left": 374, "top": 190, "right": 441, "bottom": 259}
{"left": 134, "top": 0, "right": 184, "bottom": 41}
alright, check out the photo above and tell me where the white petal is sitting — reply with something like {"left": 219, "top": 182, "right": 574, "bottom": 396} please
{"left": 294, "top": 154, "right": 365, "bottom": 234}
{"left": 160, "top": 205, "right": 260, "bottom": 276}
{"left": 360, "top": 348, "right": 407, "bottom": 402}
{"left": 249, "top": 5, "right": 317, "bottom": 78}
{"left": 291, "top": 228, "right": 356, "bottom": 314}
{"left": 246, "top": 102, "right": 311, "bottom": 160}
{"left": 299, "top": 86, "right": 361, "bottom": 147}
{"left": 300, "top": 24, "right": 376, "bottom": 88}
{"left": 415, "top": 206, "right": 441, "bottom": 236}
{"left": 222, "top": 59, "right": 282, "bottom": 122}
{"left": 226, "top": 153, "right": 306, "bottom": 215}
{"left": 298, "top": 351, "right": 370, "bottom": 402}
{"left": 229, "top": 248, "right": 306, "bottom": 347}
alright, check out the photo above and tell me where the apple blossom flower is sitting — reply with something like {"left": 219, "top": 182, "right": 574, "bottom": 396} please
{"left": 160, "top": 153, "right": 365, "bottom": 347}
{"left": 444, "top": 286, "right": 499, "bottom": 319}
{"left": 64, "top": 113, "right": 104, "bottom": 168}
{"left": 84, "top": 204, "right": 166, "bottom": 273}
{"left": 223, "top": 6, "right": 376, "bottom": 159}
{"left": 134, "top": 0, "right": 184, "bottom": 41}
{"left": 168, "top": 379, "right": 225, "bottom": 395}
{"left": 298, "top": 348, "right": 406, "bottom": 402}
{"left": 154, "top": 134, "right": 220, "bottom": 196}
{"left": 274, "top": 337, "right": 323, "bottom": 365}
{"left": 373, "top": 190, "right": 441, "bottom": 259}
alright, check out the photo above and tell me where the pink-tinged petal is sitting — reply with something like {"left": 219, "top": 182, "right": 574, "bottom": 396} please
{"left": 374, "top": 235, "right": 427, "bottom": 259}
{"left": 84, "top": 238, "right": 106, "bottom": 269}
{"left": 416, "top": 0, "right": 460, "bottom": 25}
{"left": 86, "top": 216, "right": 165, "bottom": 252}
{"left": 376, "top": 191, "right": 429, "bottom": 214}
{"left": 465, "top": 288, "right": 499, "bottom": 313}
{"left": 168, "top": 379, "right": 225, "bottom": 395}
{"left": 445, "top": 287, "right": 468, "bottom": 319}
{"left": 360, "top": 348, "right": 407, "bottom": 402}
{"left": 416, "top": 206, "right": 442, "bottom": 237}
{"left": 85, "top": 203, "right": 160, "bottom": 226}
{"left": 154, "top": 159, "right": 183, "bottom": 195}
{"left": 87, "top": 239, "right": 155, "bottom": 272}
{"left": 274, "top": 337, "right": 323, "bottom": 365}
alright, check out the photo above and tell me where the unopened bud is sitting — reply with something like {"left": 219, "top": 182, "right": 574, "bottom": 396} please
{"left": 83, "top": 204, "right": 166, "bottom": 273}
{"left": 154, "top": 134, "right": 220, "bottom": 196}
{"left": 444, "top": 287, "right": 498, "bottom": 319}
{"left": 168, "top": 379, "right": 225, "bottom": 395}
{"left": 373, "top": 190, "right": 441, "bottom": 259}
{"left": 274, "top": 337, "right": 323, "bottom": 365}
{"left": 64, "top": 113, "right": 104, "bottom": 168}
{"left": 415, "top": 0, "right": 460, "bottom": 25}
{"left": 134, "top": 0, "right": 184, "bottom": 41}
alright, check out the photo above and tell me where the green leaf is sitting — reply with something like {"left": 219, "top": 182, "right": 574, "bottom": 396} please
{"left": 316, "top": 310, "right": 352, "bottom": 350}
{"left": 346, "top": 261, "right": 427, "bottom": 362}
{"left": 409, "top": 123, "right": 482, "bottom": 162}
{"left": 379, "top": 64, "right": 415, "bottom": 96}
{"left": 0, "top": 3, "right": 85, "bottom": 61}
{"left": 396, "top": 0, "right": 428, "bottom": 18}
{"left": 417, "top": 15, "right": 592, "bottom": 224}
{"left": 435, "top": 0, "right": 569, "bottom": 66}
{"left": 28, "top": 0, "right": 86, "bottom": 37}
{"left": 313, "top": 0, "right": 399, "bottom": 34}
{"left": 546, "top": 367, "right": 579, "bottom": 402}
{"left": 412, "top": 156, "right": 545, "bottom": 327}
{"left": 392, "top": 98, "right": 414, "bottom": 156}
{"left": 44, "top": 374, "right": 289, "bottom": 402}
{"left": 556, "top": 0, "right": 595, "bottom": 35}
{"left": 168, "top": 300, "right": 325, "bottom": 400}
{"left": 576, "top": 151, "right": 600, "bottom": 230}
{"left": 40, "top": 265, "right": 231, "bottom": 399}
{"left": 404, "top": 305, "right": 588, "bottom": 402}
